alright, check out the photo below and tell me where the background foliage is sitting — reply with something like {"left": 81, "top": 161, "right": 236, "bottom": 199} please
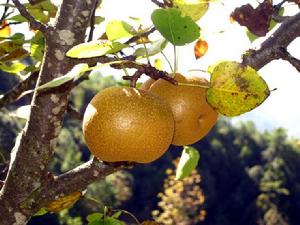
{"left": 1, "top": 72, "right": 299, "bottom": 225}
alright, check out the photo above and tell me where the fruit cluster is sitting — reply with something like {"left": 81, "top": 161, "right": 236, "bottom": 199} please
{"left": 82, "top": 73, "right": 218, "bottom": 163}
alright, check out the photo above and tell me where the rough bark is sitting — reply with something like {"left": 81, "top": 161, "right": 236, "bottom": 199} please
{"left": 243, "top": 12, "right": 300, "bottom": 70}
{"left": 0, "top": 0, "right": 98, "bottom": 224}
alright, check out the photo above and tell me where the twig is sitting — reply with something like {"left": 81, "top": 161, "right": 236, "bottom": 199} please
{"left": 66, "top": 103, "right": 83, "bottom": 120}
{"left": 151, "top": 0, "right": 172, "bottom": 8}
{"left": 125, "top": 27, "right": 156, "bottom": 45}
{"left": 0, "top": 71, "right": 39, "bottom": 109}
{"left": 88, "top": 0, "right": 98, "bottom": 41}
{"left": 151, "top": 0, "right": 165, "bottom": 8}
{"left": 277, "top": 47, "right": 300, "bottom": 72}
{"left": 123, "top": 70, "right": 143, "bottom": 87}
{"left": 0, "top": 21, "right": 21, "bottom": 29}
{"left": 11, "top": 0, "right": 47, "bottom": 32}
{"left": 0, "top": 0, "right": 10, "bottom": 23}
{"left": 115, "top": 62, "right": 177, "bottom": 85}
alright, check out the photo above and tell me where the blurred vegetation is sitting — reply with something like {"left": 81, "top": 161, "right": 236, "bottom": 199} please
{"left": 1, "top": 72, "right": 300, "bottom": 225}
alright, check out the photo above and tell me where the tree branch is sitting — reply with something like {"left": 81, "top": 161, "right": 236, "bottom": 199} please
{"left": 0, "top": 71, "right": 39, "bottom": 109}
{"left": 50, "top": 159, "right": 132, "bottom": 196}
{"left": 0, "top": 0, "right": 99, "bottom": 223}
{"left": 125, "top": 27, "right": 156, "bottom": 45}
{"left": 112, "top": 61, "right": 177, "bottom": 85}
{"left": 243, "top": 12, "right": 300, "bottom": 70}
{"left": 66, "top": 103, "right": 83, "bottom": 120}
{"left": 87, "top": 0, "right": 98, "bottom": 42}
{"left": 19, "top": 159, "right": 133, "bottom": 213}
{"left": 0, "top": 0, "right": 10, "bottom": 23}
{"left": 277, "top": 47, "right": 300, "bottom": 72}
{"left": 11, "top": 0, "right": 47, "bottom": 32}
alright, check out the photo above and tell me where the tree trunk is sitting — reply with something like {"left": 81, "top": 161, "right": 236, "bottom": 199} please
{"left": 0, "top": 0, "right": 97, "bottom": 224}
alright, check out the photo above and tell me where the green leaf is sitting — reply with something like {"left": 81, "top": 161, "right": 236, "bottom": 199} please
{"left": 87, "top": 213, "right": 104, "bottom": 222}
{"left": 151, "top": 8, "right": 200, "bottom": 46}
{"left": 246, "top": 30, "right": 258, "bottom": 43}
{"left": 103, "top": 217, "right": 125, "bottom": 225}
{"left": 175, "top": 146, "right": 200, "bottom": 180}
{"left": 106, "top": 20, "right": 135, "bottom": 41}
{"left": 66, "top": 40, "right": 127, "bottom": 58}
{"left": 95, "top": 16, "right": 105, "bottom": 25}
{"left": 1, "top": 33, "right": 25, "bottom": 44}
{"left": 134, "top": 39, "right": 168, "bottom": 57}
{"left": 37, "top": 64, "right": 89, "bottom": 91}
{"left": 111, "top": 211, "right": 122, "bottom": 219}
{"left": 88, "top": 221, "right": 102, "bottom": 225}
{"left": 33, "top": 208, "right": 48, "bottom": 217}
{"left": 30, "top": 31, "right": 45, "bottom": 61}
{"left": 172, "top": 0, "right": 209, "bottom": 21}
{"left": 207, "top": 61, "right": 270, "bottom": 117}
{"left": 0, "top": 62, "right": 26, "bottom": 73}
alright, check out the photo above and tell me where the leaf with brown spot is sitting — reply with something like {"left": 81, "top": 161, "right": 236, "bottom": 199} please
{"left": 194, "top": 38, "right": 208, "bottom": 59}
{"left": 46, "top": 191, "right": 82, "bottom": 212}
{"left": 0, "top": 48, "right": 29, "bottom": 62}
{"left": 230, "top": 1, "right": 273, "bottom": 37}
{"left": 207, "top": 61, "right": 270, "bottom": 117}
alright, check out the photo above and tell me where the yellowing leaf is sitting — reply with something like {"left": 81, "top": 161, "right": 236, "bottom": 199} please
{"left": 0, "top": 48, "right": 28, "bottom": 62}
{"left": 172, "top": 0, "right": 209, "bottom": 21}
{"left": 154, "top": 59, "right": 163, "bottom": 70}
{"left": 105, "top": 20, "right": 135, "bottom": 41}
{"left": 194, "top": 38, "right": 208, "bottom": 59}
{"left": 0, "top": 61, "right": 26, "bottom": 74}
{"left": 37, "top": 64, "right": 89, "bottom": 91}
{"left": 0, "top": 20, "right": 11, "bottom": 37}
{"left": 207, "top": 61, "right": 270, "bottom": 117}
{"left": 46, "top": 191, "right": 82, "bottom": 212}
{"left": 66, "top": 40, "right": 127, "bottom": 58}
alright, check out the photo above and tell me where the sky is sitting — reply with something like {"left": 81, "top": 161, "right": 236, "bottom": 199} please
{"left": 99, "top": 0, "right": 300, "bottom": 138}
{"left": 3, "top": 0, "right": 300, "bottom": 138}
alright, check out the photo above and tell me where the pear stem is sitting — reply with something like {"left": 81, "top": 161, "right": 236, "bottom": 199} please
{"left": 177, "top": 82, "right": 210, "bottom": 89}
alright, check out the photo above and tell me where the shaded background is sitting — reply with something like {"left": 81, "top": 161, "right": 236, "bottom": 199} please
{"left": 1, "top": 70, "right": 300, "bottom": 225}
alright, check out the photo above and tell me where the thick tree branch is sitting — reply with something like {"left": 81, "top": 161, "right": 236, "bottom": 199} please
{"left": 0, "top": 71, "right": 39, "bottom": 109}
{"left": 12, "top": 0, "right": 47, "bottom": 32}
{"left": 0, "top": 0, "right": 98, "bottom": 224}
{"left": 49, "top": 159, "right": 131, "bottom": 196}
{"left": 18, "top": 159, "right": 133, "bottom": 214}
{"left": 243, "top": 12, "right": 300, "bottom": 70}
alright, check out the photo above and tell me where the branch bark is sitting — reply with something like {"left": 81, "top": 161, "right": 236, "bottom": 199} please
{"left": 0, "top": 72, "right": 39, "bottom": 109}
{"left": 243, "top": 12, "right": 300, "bottom": 70}
{"left": 11, "top": 0, "right": 47, "bottom": 32}
{"left": 0, "top": 0, "right": 99, "bottom": 224}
